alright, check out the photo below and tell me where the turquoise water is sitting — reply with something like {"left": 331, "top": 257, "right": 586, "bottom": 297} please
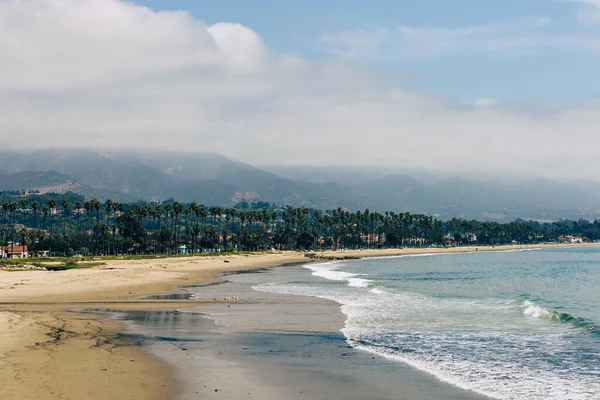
{"left": 255, "top": 247, "right": 600, "bottom": 399}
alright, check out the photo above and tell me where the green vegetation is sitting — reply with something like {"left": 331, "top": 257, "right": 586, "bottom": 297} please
{"left": 1, "top": 194, "right": 599, "bottom": 259}
{"left": 0, "top": 256, "right": 65, "bottom": 266}
{"left": 37, "top": 260, "right": 103, "bottom": 271}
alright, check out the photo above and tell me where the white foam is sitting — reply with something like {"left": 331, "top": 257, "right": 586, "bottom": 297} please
{"left": 362, "top": 252, "right": 455, "bottom": 260}
{"left": 348, "top": 278, "right": 371, "bottom": 288}
{"left": 305, "top": 262, "right": 372, "bottom": 288}
{"left": 523, "top": 300, "right": 552, "bottom": 319}
{"left": 361, "top": 248, "right": 540, "bottom": 261}
{"left": 252, "top": 259, "right": 600, "bottom": 400}
{"left": 483, "top": 248, "right": 540, "bottom": 254}
{"left": 349, "top": 338, "right": 600, "bottom": 400}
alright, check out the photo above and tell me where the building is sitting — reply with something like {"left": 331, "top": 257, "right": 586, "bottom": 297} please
{"left": 444, "top": 235, "right": 454, "bottom": 247}
{"left": 558, "top": 235, "right": 583, "bottom": 244}
{"left": 0, "top": 245, "right": 29, "bottom": 258}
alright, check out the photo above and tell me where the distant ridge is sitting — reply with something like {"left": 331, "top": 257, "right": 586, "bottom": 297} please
{"left": 0, "top": 170, "right": 80, "bottom": 193}
{"left": 1, "top": 149, "right": 600, "bottom": 222}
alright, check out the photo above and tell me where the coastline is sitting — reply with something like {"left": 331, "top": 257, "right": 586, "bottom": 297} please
{"left": 99, "top": 264, "right": 492, "bottom": 400}
{"left": 0, "top": 243, "right": 593, "bottom": 399}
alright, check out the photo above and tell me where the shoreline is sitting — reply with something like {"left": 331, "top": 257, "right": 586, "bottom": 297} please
{"left": 102, "top": 264, "right": 491, "bottom": 400}
{"left": 0, "top": 243, "right": 593, "bottom": 399}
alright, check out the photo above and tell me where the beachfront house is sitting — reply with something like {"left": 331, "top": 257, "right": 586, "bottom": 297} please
{"left": 558, "top": 235, "right": 583, "bottom": 244}
{"left": 0, "top": 245, "right": 29, "bottom": 258}
{"left": 444, "top": 235, "right": 454, "bottom": 247}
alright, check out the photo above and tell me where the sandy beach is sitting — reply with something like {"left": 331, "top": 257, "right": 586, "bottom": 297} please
{"left": 0, "top": 252, "right": 306, "bottom": 400}
{"left": 0, "top": 244, "right": 592, "bottom": 399}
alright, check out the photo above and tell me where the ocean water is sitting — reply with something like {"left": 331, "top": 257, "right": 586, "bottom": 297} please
{"left": 254, "top": 247, "right": 600, "bottom": 400}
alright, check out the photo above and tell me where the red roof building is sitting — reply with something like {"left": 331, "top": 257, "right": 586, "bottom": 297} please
{"left": 0, "top": 245, "right": 29, "bottom": 258}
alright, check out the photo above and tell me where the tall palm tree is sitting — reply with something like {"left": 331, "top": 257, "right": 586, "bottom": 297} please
{"left": 74, "top": 201, "right": 82, "bottom": 242}
{"left": 84, "top": 200, "right": 93, "bottom": 253}
{"left": 20, "top": 199, "right": 28, "bottom": 227}
{"left": 138, "top": 205, "right": 150, "bottom": 254}
{"left": 154, "top": 204, "right": 163, "bottom": 229}
{"left": 61, "top": 199, "right": 69, "bottom": 253}
{"left": 209, "top": 206, "right": 223, "bottom": 250}
{"left": 31, "top": 201, "right": 39, "bottom": 230}
{"left": 92, "top": 200, "right": 102, "bottom": 254}
{"left": 47, "top": 199, "right": 56, "bottom": 255}
{"left": 238, "top": 210, "right": 250, "bottom": 251}
{"left": 105, "top": 199, "right": 113, "bottom": 255}
{"left": 183, "top": 207, "right": 192, "bottom": 250}
{"left": 41, "top": 206, "right": 49, "bottom": 230}
{"left": 198, "top": 207, "right": 208, "bottom": 251}
{"left": 224, "top": 208, "right": 237, "bottom": 249}
{"left": 41, "top": 206, "right": 49, "bottom": 254}
{"left": 8, "top": 202, "right": 17, "bottom": 255}
{"left": 1, "top": 202, "right": 9, "bottom": 248}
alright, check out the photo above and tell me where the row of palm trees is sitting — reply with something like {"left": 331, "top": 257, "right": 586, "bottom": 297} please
{"left": 1, "top": 196, "right": 597, "bottom": 257}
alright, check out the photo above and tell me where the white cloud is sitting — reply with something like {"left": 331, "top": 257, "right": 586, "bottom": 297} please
{"left": 320, "top": 17, "right": 560, "bottom": 60}
{"left": 0, "top": 0, "right": 273, "bottom": 92}
{"left": 1, "top": 0, "right": 600, "bottom": 179}
{"left": 320, "top": 9, "right": 600, "bottom": 61}
{"left": 466, "top": 98, "right": 499, "bottom": 108}
{"left": 565, "top": 0, "right": 600, "bottom": 6}
{"left": 566, "top": 0, "right": 600, "bottom": 25}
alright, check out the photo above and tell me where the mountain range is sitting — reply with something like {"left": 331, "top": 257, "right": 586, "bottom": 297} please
{"left": 0, "top": 149, "right": 599, "bottom": 222}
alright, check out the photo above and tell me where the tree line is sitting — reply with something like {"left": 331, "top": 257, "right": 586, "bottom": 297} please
{"left": 1, "top": 193, "right": 599, "bottom": 257}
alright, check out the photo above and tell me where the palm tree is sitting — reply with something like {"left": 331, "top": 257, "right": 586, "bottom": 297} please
{"left": 209, "top": 206, "right": 223, "bottom": 250}
{"left": 105, "top": 199, "right": 113, "bottom": 255}
{"left": 239, "top": 210, "right": 252, "bottom": 251}
{"left": 47, "top": 199, "right": 56, "bottom": 255}
{"left": 8, "top": 202, "right": 17, "bottom": 255}
{"left": 221, "top": 225, "right": 229, "bottom": 250}
{"left": 154, "top": 205, "right": 163, "bottom": 229}
{"left": 41, "top": 206, "right": 49, "bottom": 229}
{"left": 31, "top": 201, "right": 39, "bottom": 229}
{"left": 83, "top": 200, "right": 93, "bottom": 253}
{"left": 1, "top": 202, "right": 9, "bottom": 247}
{"left": 224, "top": 208, "right": 237, "bottom": 250}
{"left": 138, "top": 205, "right": 150, "bottom": 254}
{"left": 74, "top": 201, "right": 82, "bottom": 241}
{"left": 20, "top": 199, "right": 28, "bottom": 226}
{"left": 61, "top": 199, "right": 69, "bottom": 253}
{"left": 173, "top": 202, "right": 184, "bottom": 251}
{"left": 198, "top": 207, "right": 208, "bottom": 251}
{"left": 92, "top": 200, "right": 101, "bottom": 254}
{"left": 41, "top": 205, "right": 49, "bottom": 254}
{"left": 188, "top": 222, "right": 201, "bottom": 255}
{"left": 189, "top": 203, "right": 201, "bottom": 253}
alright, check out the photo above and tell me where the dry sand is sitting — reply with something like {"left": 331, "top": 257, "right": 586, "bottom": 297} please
{"left": 0, "top": 252, "right": 306, "bottom": 400}
{"left": 0, "top": 244, "right": 592, "bottom": 399}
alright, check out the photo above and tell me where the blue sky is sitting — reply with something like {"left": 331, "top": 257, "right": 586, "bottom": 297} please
{"left": 133, "top": 0, "right": 600, "bottom": 107}
{"left": 2, "top": 0, "right": 600, "bottom": 175}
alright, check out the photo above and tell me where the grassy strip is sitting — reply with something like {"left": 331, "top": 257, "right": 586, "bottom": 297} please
{"left": 0, "top": 256, "right": 68, "bottom": 266}
{"left": 97, "top": 251, "right": 277, "bottom": 261}
{"left": 32, "top": 261, "right": 105, "bottom": 271}
{"left": 0, "top": 250, "right": 288, "bottom": 269}
{"left": 0, "top": 253, "right": 221, "bottom": 266}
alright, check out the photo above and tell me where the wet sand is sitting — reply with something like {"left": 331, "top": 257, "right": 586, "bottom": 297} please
{"left": 98, "top": 265, "right": 492, "bottom": 400}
